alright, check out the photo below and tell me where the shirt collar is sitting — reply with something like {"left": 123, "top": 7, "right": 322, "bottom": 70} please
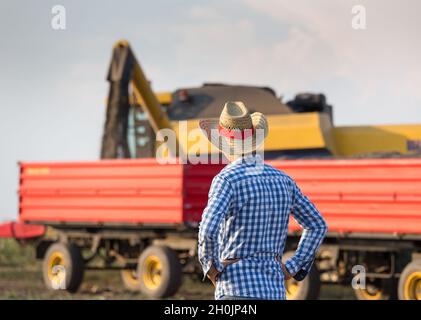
{"left": 227, "top": 153, "right": 263, "bottom": 167}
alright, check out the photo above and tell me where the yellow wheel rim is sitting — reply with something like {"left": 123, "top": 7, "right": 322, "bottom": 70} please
{"left": 47, "top": 252, "right": 66, "bottom": 287}
{"left": 142, "top": 255, "right": 162, "bottom": 290}
{"left": 404, "top": 271, "right": 421, "bottom": 300}
{"left": 285, "top": 279, "right": 300, "bottom": 299}
{"left": 358, "top": 285, "right": 383, "bottom": 300}
{"left": 122, "top": 269, "right": 139, "bottom": 285}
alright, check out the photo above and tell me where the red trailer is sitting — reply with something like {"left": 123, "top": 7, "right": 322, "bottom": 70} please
{"left": 1, "top": 158, "right": 421, "bottom": 300}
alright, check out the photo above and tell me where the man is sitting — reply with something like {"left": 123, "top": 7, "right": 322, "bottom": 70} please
{"left": 198, "top": 101, "right": 327, "bottom": 300}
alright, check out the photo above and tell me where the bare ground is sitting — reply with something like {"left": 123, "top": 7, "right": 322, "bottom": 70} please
{"left": 0, "top": 239, "right": 354, "bottom": 300}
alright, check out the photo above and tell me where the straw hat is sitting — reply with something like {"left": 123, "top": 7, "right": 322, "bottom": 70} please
{"left": 199, "top": 101, "right": 268, "bottom": 156}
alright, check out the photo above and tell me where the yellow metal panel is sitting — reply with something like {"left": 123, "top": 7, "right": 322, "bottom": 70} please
{"left": 156, "top": 92, "right": 172, "bottom": 105}
{"left": 334, "top": 124, "right": 421, "bottom": 156}
{"left": 265, "top": 112, "right": 332, "bottom": 151}
{"left": 171, "top": 119, "right": 219, "bottom": 155}
{"left": 171, "top": 112, "right": 334, "bottom": 155}
{"left": 319, "top": 113, "right": 337, "bottom": 155}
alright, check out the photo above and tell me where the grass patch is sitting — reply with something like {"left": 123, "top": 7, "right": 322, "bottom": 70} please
{"left": 0, "top": 239, "right": 36, "bottom": 268}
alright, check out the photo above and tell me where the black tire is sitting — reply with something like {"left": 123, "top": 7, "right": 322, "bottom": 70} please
{"left": 398, "top": 259, "right": 421, "bottom": 300}
{"left": 42, "top": 242, "right": 84, "bottom": 293}
{"left": 282, "top": 251, "right": 321, "bottom": 300}
{"left": 121, "top": 269, "right": 141, "bottom": 292}
{"left": 137, "top": 245, "right": 182, "bottom": 298}
{"left": 354, "top": 278, "right": 397, "bottom": 300}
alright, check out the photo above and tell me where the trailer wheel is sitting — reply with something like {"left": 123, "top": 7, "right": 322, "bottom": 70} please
{"left": 42, "top": 243, "right": 84, "bottom": 293}
{"left": 121, "top": 269, "right": 140, "bottom": 291}
{"left": 354, "top": 279, "right": 397, "bottom": 300}
{"left": 398, "top": 260, "right": 421, "bottom": 300}
{"left": 137, "top": 245, "right": 182, "bottom": 298}
{"left": 283, "top": 251, "right": 321, "bottom": 300}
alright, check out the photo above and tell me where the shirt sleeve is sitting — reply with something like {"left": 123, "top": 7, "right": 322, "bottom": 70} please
{"left": 198, "top": 175, "right": 233, "bottom": 281}
{"left": 285, "top": 179, "right": 328, "bottom": 277}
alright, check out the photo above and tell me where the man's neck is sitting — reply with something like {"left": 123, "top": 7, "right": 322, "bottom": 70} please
{"left": 228, "top": 153, "right": 259, "bottom": 164}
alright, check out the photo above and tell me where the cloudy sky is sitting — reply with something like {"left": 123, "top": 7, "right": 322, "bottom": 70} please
{"left": 1, "top": 0, "right": 420, "bottom": 220}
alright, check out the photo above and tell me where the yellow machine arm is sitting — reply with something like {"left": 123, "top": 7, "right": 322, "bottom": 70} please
{"left": 101, "top": 40, "right": 179, "bottom": 158}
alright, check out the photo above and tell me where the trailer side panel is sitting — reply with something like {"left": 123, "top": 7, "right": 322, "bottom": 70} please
{"left": 183, "top": 158, "right": 421, "bottom": 235}
{"left": 19, "top": 159, "right": 184, "bottom": 224}
{"left": 18, "top": 158, "right": 421, "bottom": 236}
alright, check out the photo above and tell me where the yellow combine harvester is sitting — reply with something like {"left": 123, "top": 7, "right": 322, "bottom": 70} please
{"left": 101, "top": 40, "right": 421, "bottom": 160}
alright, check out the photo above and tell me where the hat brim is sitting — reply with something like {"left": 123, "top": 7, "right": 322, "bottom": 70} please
{"left": 199, "top": 112, "right": 268, "bottom": 155}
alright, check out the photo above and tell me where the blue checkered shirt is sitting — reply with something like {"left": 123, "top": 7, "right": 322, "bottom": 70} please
{"left": 198, "top": 154, "right": 327, "bottom": 300}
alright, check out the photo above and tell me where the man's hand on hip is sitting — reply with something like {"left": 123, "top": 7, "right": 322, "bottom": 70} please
{"left": 276, "top": 256, "right": 294, "bottom": 280}
{"left": 207, "top": 263, "right": 221, "bottom": 287}
{"left": 280, "top": 261, "right": 294, "bottom": 280}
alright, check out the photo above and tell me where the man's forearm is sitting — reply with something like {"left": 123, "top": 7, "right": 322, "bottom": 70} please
{"left": 198, "top": 235, "right": 223, "bottom": 281}
{"left": 198, "top": 175, "right": 232, "bottom": 279}
{"left": 285, "top": 226, "right": 327, "bottom": 276}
